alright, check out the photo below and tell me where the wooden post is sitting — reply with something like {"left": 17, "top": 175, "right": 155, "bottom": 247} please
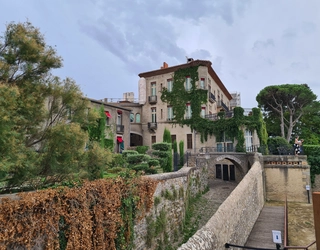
{"left": 312, "top": 192, "right": 320, "bottom": 250}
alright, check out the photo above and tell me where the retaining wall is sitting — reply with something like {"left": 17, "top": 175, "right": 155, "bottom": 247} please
{"left": 133, "top": 164, "right": 208, "bottom": 250}
{"left": 178, "top": 161, "right": 265, "bottom": 250}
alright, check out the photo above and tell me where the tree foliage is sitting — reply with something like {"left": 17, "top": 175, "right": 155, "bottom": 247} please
{"left": 0, "top": 21, "right": 108, "bottom": 188}
{"left": 256, "top": 84, "right": 317, "bottom": 142}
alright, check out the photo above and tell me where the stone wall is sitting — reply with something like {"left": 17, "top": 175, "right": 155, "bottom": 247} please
{"left": 263, "top": 155, "right": 310, "bottom": 202}
{"left": 178, "top": 161, "right": 265, "bottom": 250}
{"left": 133, "top": 164, "right": 208, "bottom": 250}
{"left": 313, "top": 175, "right": 320, "bottom": 192}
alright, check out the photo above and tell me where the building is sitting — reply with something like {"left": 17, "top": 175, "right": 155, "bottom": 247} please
{"left": 106, "top": 59, "right": 259, "bottom": 153}
{"left": 88, "top": 98, "right": 131, "bottom": 153}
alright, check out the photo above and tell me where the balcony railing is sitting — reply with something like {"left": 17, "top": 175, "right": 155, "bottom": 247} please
{"left": 217, "top": 100, "right": 229, "bottom": 112}
{"left": 116, "top": 124, "right": 124, "bottom": 133}
{"left": 148, "top": 122, "right": 157, "bottom": 129}
{"left": 148, "top": 95, "right": 157, "bottom": 104}
{"left": 209, "top": 92, "right": 216, "bottom": 103}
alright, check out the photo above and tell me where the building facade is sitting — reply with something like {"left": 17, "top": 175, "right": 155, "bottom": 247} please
{"left": 106, "top": 59, "right": 260, "bottom": 153}
{"left": 88, "top": 98, "right": 131, "bottom": 153}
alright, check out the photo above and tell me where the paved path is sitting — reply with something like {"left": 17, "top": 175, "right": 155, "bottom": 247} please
{"left": 245, "top": 205, "right": 285, "bottom": 249}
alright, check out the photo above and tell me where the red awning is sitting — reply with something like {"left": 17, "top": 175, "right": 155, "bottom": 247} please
{"left": 105, "top": 111, "right": 111, "bottom": 118}
{"left": 117, "top": 137, "right": 123, "bottom": 143}
{"left": 117, "top": 110, "right": 122, "bottom": 114}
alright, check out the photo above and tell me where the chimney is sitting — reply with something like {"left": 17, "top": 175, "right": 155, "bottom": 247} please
{"left": 161, "top": 62, "right": 168, "bottom": 69}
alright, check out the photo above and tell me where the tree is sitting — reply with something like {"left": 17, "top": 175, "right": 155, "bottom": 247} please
{"left": 256, "top": 84, "right": 317, "bottom": 142}
{"left": 0, "top": 21, "right": 104, "bottom": 187}
{"left": 294, "top": 101, "right": 320, "bottom": 144}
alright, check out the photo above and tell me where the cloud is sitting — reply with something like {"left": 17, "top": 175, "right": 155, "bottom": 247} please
{"left": 252, "top": 39, "right": 275, "bottom": 50}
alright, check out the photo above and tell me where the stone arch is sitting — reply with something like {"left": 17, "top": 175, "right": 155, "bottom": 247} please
{"left": 215, "top": 154, "right": 246, "bottom": 178}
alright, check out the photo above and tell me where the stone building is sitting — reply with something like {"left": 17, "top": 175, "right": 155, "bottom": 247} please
{"left": 106, "top": 59, "right": 260, "bottom": 154}
{"left": 88, "top": 98, "right": 131, "bottom": 153}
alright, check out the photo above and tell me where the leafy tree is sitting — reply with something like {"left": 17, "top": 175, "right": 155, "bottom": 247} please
{"left": 0, "top": 21, "right": 105, "bottom": 187}
{"left": 256, "top": 84, "right": 317, "bottom": 142}
{"left": 294, "top": 101, "right": 320, "bottom": 145}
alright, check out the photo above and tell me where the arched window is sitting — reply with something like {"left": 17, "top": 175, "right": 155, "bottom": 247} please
{"left": 130, "top": 112, "right": 134, "bottom": 122}
{"left": 135, "top": 113, "right": 141, "bottom": 123}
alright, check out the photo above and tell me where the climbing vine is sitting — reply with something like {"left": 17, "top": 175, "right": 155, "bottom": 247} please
{"left": 161, "top": 65, "right": 268, "bottom": 151}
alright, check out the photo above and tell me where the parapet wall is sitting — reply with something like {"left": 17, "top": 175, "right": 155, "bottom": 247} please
{"left": 178, "top": 161, "right": 265, "bottom": 250}
{"left": 263, "top": 155, "right": 311, "bottom": 202}
{"left": 133, "top": 165, "right": 208, "bottom": 250}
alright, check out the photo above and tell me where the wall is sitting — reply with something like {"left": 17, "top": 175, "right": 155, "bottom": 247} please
{"left": 133, "top": 164, "right": 209, "bottom": 250}
{"left": 178, "top": 161, "right": 265, "bottom": 250}
{"left": 263, "top": 155, "right": 311, "bottom": 202}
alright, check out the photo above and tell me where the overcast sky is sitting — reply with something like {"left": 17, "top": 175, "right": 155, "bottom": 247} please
{"left": 1, "top": 0, "right": 319, "bottom": 108}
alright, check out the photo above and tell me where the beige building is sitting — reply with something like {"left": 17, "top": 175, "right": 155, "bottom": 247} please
{"left": 106, "top": 59, "right": 260, "bottom": 153}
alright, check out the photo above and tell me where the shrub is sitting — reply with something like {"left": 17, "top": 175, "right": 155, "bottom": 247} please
{"left": 122, "top": 150, "right": 138, "bottom": 159}
{"left": 267, "top": 136, "right": 292, "bottom": 155}
{"left": 148, "top": 159, "right": 160, "bottom": 167}
{"left": 126, "top": 154, "right": 150, "bottom": 165}
{"left": 152, "top": 142, "right": 171, "bottom": 151}
{"left": 136, "top": 146, "right": 149, "bottom": 154}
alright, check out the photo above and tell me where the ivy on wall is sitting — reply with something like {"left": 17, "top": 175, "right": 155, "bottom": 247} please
{"left": 161, "top": 65, "right": 268, "bottom": 151}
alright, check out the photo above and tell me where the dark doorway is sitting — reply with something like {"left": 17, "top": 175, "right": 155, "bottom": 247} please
{"left": 216, "top": 164, "right": 222, "bottom": 179}
{"left": 230, "top": 165, "right": 235, "bottom": 181}
{"left": 223, "top": 164, "right": 229, "bottom": 181}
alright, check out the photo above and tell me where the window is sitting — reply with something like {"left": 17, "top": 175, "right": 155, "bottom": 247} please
{"left": 201, "top": 107, "right": 206, "bottom": 118}
{"left": 200, "top": 78, "right": 205, "bottom": 89}
{"left": 105, "top": 111, "right": 111, "bottom": 125}
{"left": 130, "top": 112, "right": 134, "bottom": 122}
{"left": 135, "top": 113, "right": 140, "bottom": 123}
{"left": 151, "top": 82, "right": 156, "bottom": 96}
{"left": 186, "top": 103, "right": 192, "bottom": 119}
{"left": 167, "top": 79, "right": 173, "bottom": 92}
{"left": 187, "top": 134, "right": 192, "bottom": 149}
{"left": 117, "top": 112, "right": 122, "bottom": 125}
{"left": 161, "top": 109, "right": 163, "bottom": 120}
{"left": 208, "top": 85, "right": 211, "bottom": 93}
{"left": 167, "top": 106, "right": 173, "bottom": 120}
{"left": 151, "top": 107, "right": 156, "bottom": 123}
{"left": 185, "top": 76, "right": 191, "bottom": 91}
{"left": 216, "top": 132, "right": 233, "bottom": 152}
{"left": 245, "top": 130, "right": 253, "bottom": 151}
{"left": 151, "top": 136, "right": 156, "bottom": 144}
{"left": 171, "top": 135, "right": 176, "bottom": 143}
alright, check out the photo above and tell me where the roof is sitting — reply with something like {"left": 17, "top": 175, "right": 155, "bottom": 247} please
{"left": 87, "top": 97, "right": 132, "bottom": 112}
{"left": 138, "top": 60, "right": 232, "bottom": 100}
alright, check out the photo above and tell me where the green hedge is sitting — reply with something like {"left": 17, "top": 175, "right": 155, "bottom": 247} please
{"left": 136, "top": 146, "right": 149, "bottom": 154}
{"left": 152, "top": 142, "right": 171, "bottom": 151}
{"left": 122, "top": 150, "right": 138, "bottom": 159}
{"left": 126, "top": 154, "right": 150, "bottom": 164}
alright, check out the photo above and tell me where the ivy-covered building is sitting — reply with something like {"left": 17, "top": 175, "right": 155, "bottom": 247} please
{"left": 88, "top": 98, "right": 132, "bottom": 153}
{"left": 112, "top": 59, "right": 263, "bottom": 153}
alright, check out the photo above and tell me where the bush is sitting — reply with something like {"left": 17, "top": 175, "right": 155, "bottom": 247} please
{"left": 122, "top": 150, "right": 138, "bottom": 159}
{"left": 136, "top": 146, "right": 149, "bottom": 154}
{"left": 152, "top": 142, "right": 171, "bottom": 151}
{"left": 148, "top": 159, "right": 160, "bottom": 167}
{"left": 267, "top": 136, "right": 292, "bottom": 155}
{"left": 126, "top": 154, "right": 150, "bottom": 165}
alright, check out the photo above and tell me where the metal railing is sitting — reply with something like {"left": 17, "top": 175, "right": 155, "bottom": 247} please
{"left": 148, "top": 95, "right": 157, "bottom": 104}
{"left": 116, "top": 124, "right": 124, "bottom": 133}
{"left": 209, "top": 92, "right": 216, "bottom": 103}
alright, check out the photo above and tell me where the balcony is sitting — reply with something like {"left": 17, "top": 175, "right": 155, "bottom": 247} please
{"left": 167, "top": 118, "right": 174, "bottom": 122}
{"left": 209, "top": 92, "right": 216, "bottom": 103}
{"left": 116, "top": 124, "right": 124, "bottom": 133}
{"left": 148, "top": 95, "right": 157, "bottom": 104}
{"left": 148, "top": 122, "right": 157, "bottom": 129}
{"left": 217, "top": 100, "right": 229, "bottom": 112}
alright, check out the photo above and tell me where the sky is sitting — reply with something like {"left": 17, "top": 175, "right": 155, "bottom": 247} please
{"left": 1, "top": 0, "right": 319, "bottom": 108}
